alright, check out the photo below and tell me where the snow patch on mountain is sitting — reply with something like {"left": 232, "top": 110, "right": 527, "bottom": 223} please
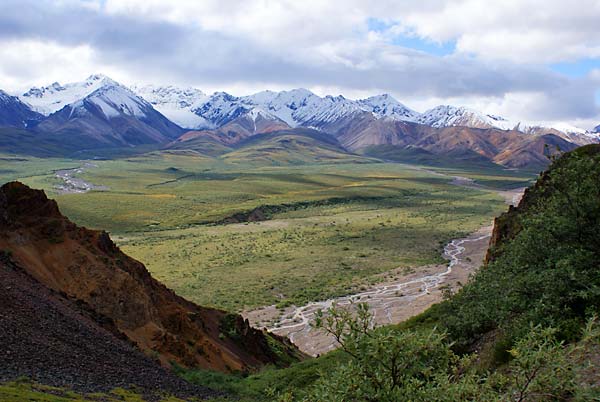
{"left": 85, "top": 85, "right": 150, "bottom": 119}
{"left": 417, "top": 105, "right": 515, "bottom": 130}
{"left": 21, "top": 74, "right": 118, "bottom": 115}
{"left": 357, "top": 94, "right": 419, "bottom": 122}
{"left": 131, "top": 85, "right": 210, "bottom": 129}
{"left": 246, "top": 107, "right": 279, "bottom": 122}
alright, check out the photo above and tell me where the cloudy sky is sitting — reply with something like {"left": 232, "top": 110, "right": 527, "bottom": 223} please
{"left": 1, "top": 0, "right": 599, "bottom": 128}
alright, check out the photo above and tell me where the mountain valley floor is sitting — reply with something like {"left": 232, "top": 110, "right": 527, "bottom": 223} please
{"left": 0, "top": 152, "right": 534, "bottom": 313}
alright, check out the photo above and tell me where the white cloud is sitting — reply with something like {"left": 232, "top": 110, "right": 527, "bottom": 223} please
{"left": 384, "top": 0, "right": 600, "bottom": 63}
{"left": 99, "top": 0, "right": 600, "bottom": 64}
{"left": 0, "top": 0, "right": 598, "bottom": 124}
{"left": 0, "top": 40, "right": 96, "bottom": 92}
{"left": 0, "top": 38, "right": 145, "bottom": 94}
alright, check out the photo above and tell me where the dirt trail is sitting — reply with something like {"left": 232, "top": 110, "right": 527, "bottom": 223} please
{"left": 244, "top": 176, "right": 525, "bottom": 356}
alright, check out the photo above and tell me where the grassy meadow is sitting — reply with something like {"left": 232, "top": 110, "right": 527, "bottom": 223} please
{"left": 0, "top": 151, "right": 534, "bottom": 312}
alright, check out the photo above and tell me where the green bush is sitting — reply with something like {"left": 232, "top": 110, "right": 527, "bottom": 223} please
{"left": 296, "top": 305, "right": 599, "bottom": 402}
{"left": 436, "top": 147, "right": 600, "bottom": 353}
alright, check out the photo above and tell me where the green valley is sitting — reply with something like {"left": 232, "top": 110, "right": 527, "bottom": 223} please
{"left": 1, "top": 151, "right": 532, "bottom": 312}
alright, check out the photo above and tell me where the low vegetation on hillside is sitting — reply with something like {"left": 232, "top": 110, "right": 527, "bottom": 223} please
{"left": 429, "top": 144, "right": 600, "bottom": 355}
{"left": 177, "top": 145, "right": 600, "bottom": 400}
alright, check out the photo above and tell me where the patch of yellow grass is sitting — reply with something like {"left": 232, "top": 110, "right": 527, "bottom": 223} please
{"left": 148, "top": 194, "right": 177, "bottom": 199}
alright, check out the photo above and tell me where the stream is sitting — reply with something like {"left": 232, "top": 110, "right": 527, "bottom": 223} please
{"left": 244, "top": 174, "right": 525, "bottom": 355}
{"left": 244, "top": 227, "right": 494, "bottom": 355}
{"left": 55, "top": 162, "right": 107, "bottom": 194}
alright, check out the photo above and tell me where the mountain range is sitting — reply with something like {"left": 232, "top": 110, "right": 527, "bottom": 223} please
{"left": 132, "top": 84, "right": 599, "bottom": 144}
{"left": 0, "top": 74, "right": 598, "bottom": 168}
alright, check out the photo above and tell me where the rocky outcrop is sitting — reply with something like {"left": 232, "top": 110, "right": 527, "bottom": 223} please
{"left": 0, "top": 182, "right": 302, "bottom": 373}
{"left": 0, "top": 253, "right": 217, "bottom": 399}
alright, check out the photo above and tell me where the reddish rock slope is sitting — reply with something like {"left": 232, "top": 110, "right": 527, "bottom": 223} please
{"left": 0, "top": 182, "right": 301, "bottom": 374}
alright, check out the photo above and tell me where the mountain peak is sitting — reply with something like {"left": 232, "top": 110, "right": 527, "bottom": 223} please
{"left": 0, "top": 88, "right": 43, "bottom": 128}
{"left": 76, "top": 83, "right": 150, "bottom": 119}
{"left": 364, "top": 93, "right": 395, "bottom": 101}
{"left": 85, "top": 74, "right": 124, "bottom": 91}
{"left": 417, "top": 105, "right": 509, "bottom": 129}
{"left": 21, "top": 75, "right": 127, "bottom": 115}
{"left": 357, "top": 94, "right": 419, "bottom": 122}
{"left": 286, "top": 88, "right": 315, "bottom": 97}
{"left": 85, "top": 73, "right": 114, "bottom": 84}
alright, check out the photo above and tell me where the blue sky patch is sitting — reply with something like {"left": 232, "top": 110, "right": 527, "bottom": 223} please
{"left": 551, "top": 58, "right": 600, "bottom": 77}
{"left": 367, "top": 17, "right": 455, "bottom": 57}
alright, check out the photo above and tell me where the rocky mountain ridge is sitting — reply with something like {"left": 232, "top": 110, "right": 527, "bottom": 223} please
{"left": 0, "top": 90, "right": 43, "bottom": 128}
{"left": 14, "top": 75, "right": 597, "bottom": 141}
{"left": 0, "top": 74, "right": 597, "bottom": 166}
{"left": 0, "top": 181, "right": 302, "bottom": 374}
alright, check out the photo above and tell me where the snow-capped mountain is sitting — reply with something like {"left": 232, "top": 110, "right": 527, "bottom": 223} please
{"left": 135, "top": 85, "right": 596, "bottom": 144}
{"left": 30, "top": 75, "right": 183, "bottom": 148}
{"left": 243, "top": 89, "right": 365, "bottom": 129}
{"left": 192, "top": 91, "right": 255, "bottom": 128}
{"left": 170, "top": 106, "right": 291, "bottom": 150}
{"left": 514, "top": 122, "right": 598, "bottom": 144}
{"left": 80, "top": 85, "right": 150, "bottom": 119}
{"left": 417, "top": 105, "right": 515, "bottom": 130}
{"left": 593, "top": 124, "right": 600, "bottom": 134}
{"left": 357, "top": 94, "right": 419, "bottom": 122}
{"left": 243, "top": 107, "right": 289, "bottom": 132}
{"left": 187, "top": 88, "right": 364, "bottom": 131}
{"left": 21, "top": 74, "right": 118, "bottom": 115}
{"left": 0, "top": 89, "right": 43, "bottom": 128}
{"left": 133, "top": 87, "right": 417, "bottom": 130}
{"left": 202, "top": 105, "right": 290, "bottom": 137}
{"left": 415, "top": 105, "right": 600, "bottom": 144}
{"left": 131, "top": 85, "right": 210, "bottom": 129}
{"left": 15, "top": 74, "right": 598, "bottom": 156}
{"left": 209, "top": 90, "right": 416, "bottom": 129}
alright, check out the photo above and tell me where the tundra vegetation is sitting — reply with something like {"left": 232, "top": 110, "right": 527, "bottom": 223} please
{"left": 0, "top": 152, "right": 529, "bottom": 311}
{"left": 10, "top": 148, "right": 598, "bottom": 401}
{"left": 176, "top": 146, "right": 600, "bottom": 401}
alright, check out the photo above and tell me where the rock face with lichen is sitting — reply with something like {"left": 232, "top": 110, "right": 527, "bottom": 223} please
{"left": 0, "top": 181, "right": 302, "bottom": 374}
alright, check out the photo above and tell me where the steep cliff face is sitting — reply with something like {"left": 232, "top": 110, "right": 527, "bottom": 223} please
{"left": 0, "top": 182, "right": 302, "bottom": 373}
{"left": 485, "top": 186, "right": 536, "bottom": 264}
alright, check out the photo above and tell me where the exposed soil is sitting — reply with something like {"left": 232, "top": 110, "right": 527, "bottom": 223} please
{"left": 0, "top": 255, "right": 217, "bottom": 400}
{"left": 0, "top": 181, "right": 301, "bottom": 376}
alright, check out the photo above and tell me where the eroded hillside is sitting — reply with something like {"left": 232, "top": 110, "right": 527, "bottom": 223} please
{"left": 0, "top": 182, "right": 302, "bottom": 376}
